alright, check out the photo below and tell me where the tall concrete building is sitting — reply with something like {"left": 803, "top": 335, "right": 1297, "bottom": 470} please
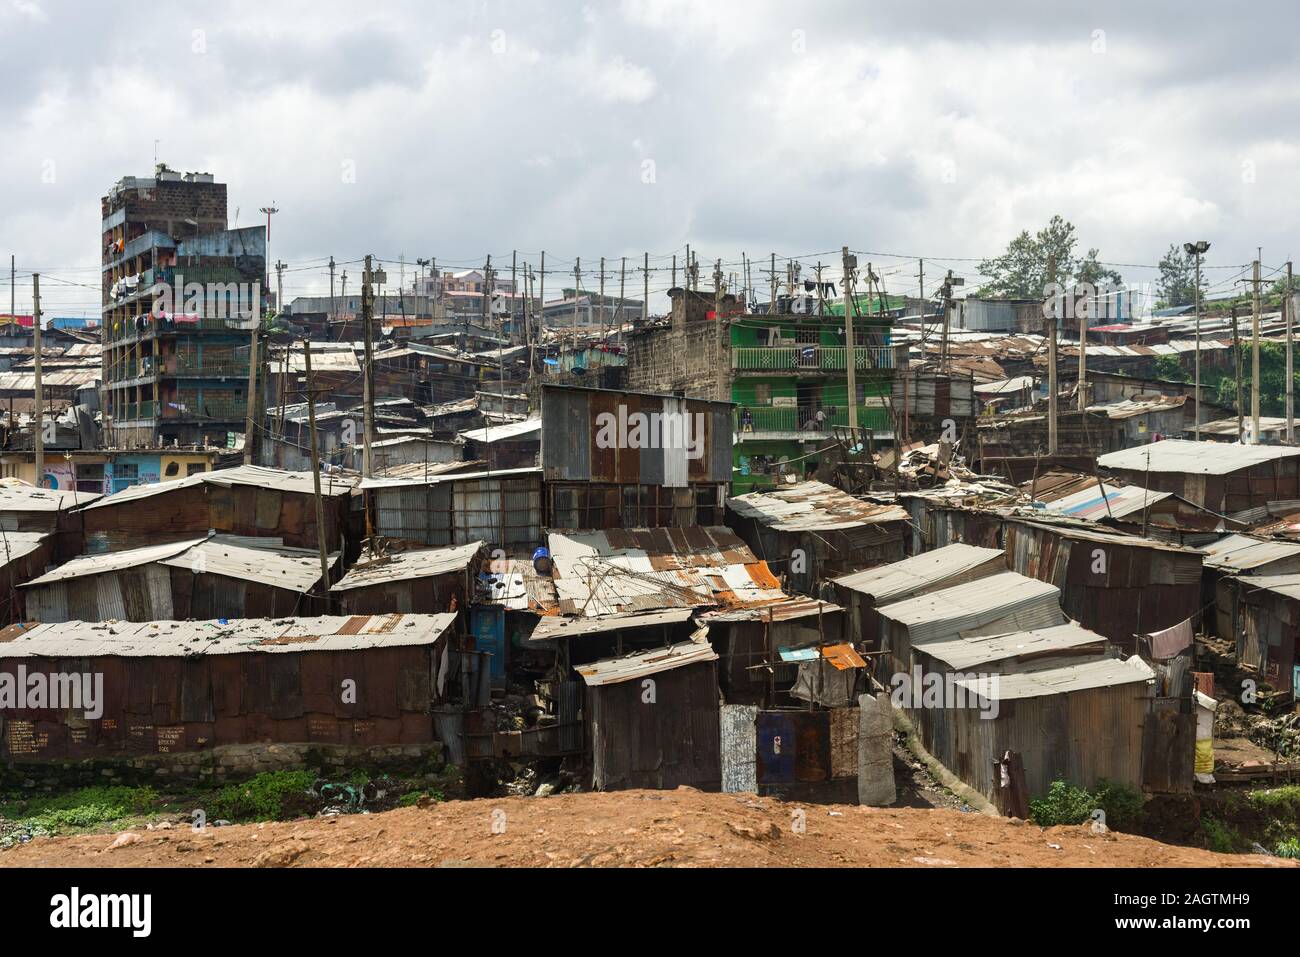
{"left": 100, "top": 164, "right": 266, "bottom": 448}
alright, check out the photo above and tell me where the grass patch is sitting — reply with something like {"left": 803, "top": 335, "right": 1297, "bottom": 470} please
{"left": 209, "top": 771, "right": 317, "bottom": 823}
{"left": 1202, "top": 815, "right": 1244, "bottom": 854}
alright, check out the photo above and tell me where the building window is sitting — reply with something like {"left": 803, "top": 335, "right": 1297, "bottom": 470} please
{"left": 164, "top": 461, "right": 180, "bottom": 477}
{"left": 753, "top": 383, "right": 772, "bottom": 405}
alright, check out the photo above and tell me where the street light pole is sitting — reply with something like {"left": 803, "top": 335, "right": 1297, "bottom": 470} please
{"left": 1184, "top": 241, "right": 1210, "bottom": 441}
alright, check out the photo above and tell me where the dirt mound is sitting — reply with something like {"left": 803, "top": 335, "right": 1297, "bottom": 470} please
{"left": 0, "top": 788, "right": 1288, "bottom": 868}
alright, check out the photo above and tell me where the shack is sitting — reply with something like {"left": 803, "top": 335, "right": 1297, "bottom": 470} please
{"left": 1201, "top": 535, "right": 1300, "bottom": 640}
{"left": 831, "top": 542, "right": 1007, "bottom": 653}
{"left": 547, "top": 526, "right": 785, "bottom": 618}
{"left": 362, "top": 467, "right": 543, "bottom": 553}
{"left": 0, "top": 482, "right": 100, "bottom": 561}
{"left": 874, "top": 571, "right": 1066, "bottom": 681}
{"left": 1003, "top": 519, "right": 1204, "bottom": 648}
{"left": 0, "top": 531, "right": 56, "bottom": 624}
{"left": 0, "top": 613, "right": 459, "bottom": 768}
{"left": 539, "top": 383, "right": 733, "bottom": 530}
{"left": 951, "top": 657, "right": 1158, "bottom": 802}
{"left": 20, "top": 535, "right": 339, "bottom": 622}
{"left": 1231, "top": 575, "right": 1300, "bottom": 695}
{"left": 460, "top": 417, "right": 540, "bottom": 470}
{"left": 725, "top": 481, "right": 909, "bottom": 594}
{"left": 577, "top": 639, "right": 721, "bottom": 792}
{"left": 1098, "top": 439, "right": 1300, "bottom": 514}
{"left": 331, "top": 541, "right": 486, "bottom": 615}
{"left": 77, "top": 465, "right": 357, "bottom": 553}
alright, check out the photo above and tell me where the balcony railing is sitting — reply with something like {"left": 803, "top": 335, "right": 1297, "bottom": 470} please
{"left": 118, "top": 400, "right": 159, "bottom": 422}
{"left": 734, "top": 404, "right": 892, "bottom": 436}
{"left": 170, "top": 357, "right": 249, "bottom": 377}
{"left": 731, "top": 345, "right": 894, "bottom": 372}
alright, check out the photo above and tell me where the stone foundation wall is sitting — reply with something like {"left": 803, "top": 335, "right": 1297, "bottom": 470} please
{"left": 0, "top": 741, "right": 446, "bottom": 790}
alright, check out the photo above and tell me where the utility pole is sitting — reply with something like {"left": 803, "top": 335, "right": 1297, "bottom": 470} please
{"left": 1232, "top": 306, "right": 1244, "bottom": 442}
{"left": 302, "top": 338, "right": 333, "bottom": 602}
{"left": 1077, "top": 282, "right": 1089, "bottom": 412}
{"left": 32, "top": 274, "right": 42, "bottom": 487}
{"left": 275, "top": 260, "right": 286, "bottom": 316}
{"left": 598, "top": 256, "right": 606, "bottom": 338}
{"left": 685, "top": 245, "right": 691, "bottom": 291}
{"left": 1253, "top": 259, "right": 1262, "bottom": 444}
{"left": 538, "top": 251, "right": 545, "bottom": 337}
{"left": 259, "top": 205, "right": 278, "bottom": 305}
{"left": 1185, "top": 241, "right": 1210, "bottom": 440}
{"left": 573, "top": 258, "right": 581, "bottom": 333}
{"left": 511, "top": 250, "right": 518, "bottom": 346}
{"left": 841, "top": 247, "right": 859, "bottom": 432}
{"left": 618, "top": 256, "right": 627, "bottom": 335}
{"left": 241, "top": 308, "right": 260, "bottom": 464}
{"left": 769, "top": 253, "right": 777, "bottom": 315}
{"left": 643, "top": 252, "right": 649, "bottom": 323}
{"left": 917, "top": 259, "right": 924, "bottom": 321}
{"left": 328, "top": 256, "right": 336, "bottom": 322}
{"left": 1045, "top": 254, "right": 1059, "bottom": 456}
{"left": 815, "top": 263, "right": 825, "bottom": 315}
{"left": 361, "top": 254, "right": 383, "bottom": 478}
{"left": 1288, "top": 261, "right": 1295, "bottom": 443}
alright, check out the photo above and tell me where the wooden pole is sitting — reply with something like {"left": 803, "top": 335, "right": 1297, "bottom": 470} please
{"left": 303, "top": 338, "right": 333, "bottom": 607}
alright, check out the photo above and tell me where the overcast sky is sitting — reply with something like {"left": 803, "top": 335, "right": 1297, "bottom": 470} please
{"left": 2, "top": 0, "right": 1297, "bottom": 317}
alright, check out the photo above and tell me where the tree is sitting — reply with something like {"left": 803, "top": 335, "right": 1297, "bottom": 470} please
{"left": 977, "top": 215, "right": 1122, "bottom": 298}
{"left": 1155, "top": 244, "right": 1199, "bottom": 309}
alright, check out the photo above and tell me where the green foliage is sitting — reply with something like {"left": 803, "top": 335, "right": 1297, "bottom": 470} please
{"left": 0, "top": 785, "right": 160, "bottom": 838}
{"left": 977, "top": 215, "right": 1122, "bottom": 299}
{"left": 1202, "top": 815, "right": 1244, "bottom": 854}
{"left": 1029, "top": 780, "right": 1096, "bottom": 827}
{"left": 396, "top": 789, "right": 445, "bottom": 808}
{"left": 1153, "top": 355, "right": 1189, "bottom": 383}
{"left": 1156, "top": 245, "right": 1204, "bottom": 309}
{"left": 209, "top": 770, "right": 316, "bottom": 822}
{"left": 1029, "top": 779, "right": 1144, "bottom": 830}
{"left": 1275, "top": 838, "right": 1300, "bottom": 858}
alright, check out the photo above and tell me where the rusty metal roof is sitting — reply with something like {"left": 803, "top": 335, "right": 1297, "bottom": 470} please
{"left": 0, "top": 531, "right": 51, "bottom": 566}
{"left": 548, "top": 526, "right": 785, "bottom": 617}
{"left": 0, "top": 613, "right": 457, "bottom": 657}
{"left": 727, "top": 481, "right": 909, "bottom": 532}
{"left": 331, "top": 541, "right": 485, "bottom": 592}
{"left": 696, "top": 597, "right": 843, "bottom": 623}
{"left": 477, "top": 557, "right": 558, "bottom": 612}
{"left": 576, "top": 638, "right": 718, "bottom": 686}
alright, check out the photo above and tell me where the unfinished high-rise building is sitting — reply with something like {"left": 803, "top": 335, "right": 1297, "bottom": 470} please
{"left": 100, "top": 164, "right": 266, "bottom": 448}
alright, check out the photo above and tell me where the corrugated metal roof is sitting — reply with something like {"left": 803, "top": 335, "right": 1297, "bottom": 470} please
{"left": 576, "top": 638, "right": 718, "bottom": 686}
{"left": 0, "top": 613, "right": 456, "bottom": 657}
{"left": 833, "top": 543, "right": 1006, "bottom": 604}
{"left": 81, "top": 465, "right": 358, "bottom": 510}
{"left": 24, "top": 535, "right": 338, "bottom": 592}
{"left": 331, "top": 541, "right": 484, "bottom": 592}
{"left": 876, "top": 571, "right": 1065, "bottom": 642}
{"left": 1098, "top": 439, "right": 1300, "bottom": 475}
{"left": 912, "top": 621, "right": 1108, "bottom": 671}
{"left": 476, "top": 557, "right": 558, "bottom": 611}
{"left": 696, "top": 597, "right": 842, "bottom": 623}
{"left": 1087, "top": 395, "right": 1186, "bottom": 419}
{"left": 0, "top": 483, "right": 100, "bottom": 512}
{"left": 1235, "top": 574, "right": 1300, "bottom": 602}
{"left": 0, "top": 531, "right": 51, "bottom": 566}
{"left": 548, "top": 526, "right": 785, "bottom": 617}
{"left": 460, "top": 417, "right": 541, "bottom": 444}
{"left": 1201, "top": 534, "right": 1300, "bottom": 571}
{"left": 530, "top": 607, "right": 696, "bottom": 640}
{"left": 1201, "top": 416, "right": 1288, "bottom": 436}
{"left": 359, "top": 465, "right": 541, "bottom": 491}
{"left": 1038, "top": 481, "right": 1174, "bottom": 521}
{"left": 726, "top": 481, "right": 909, "bottom": 532}
{"left": 953, "top": 655, "right": 1155, "bottom": 701}
{"left": 973, "top": 375, "right": 1036, "bottom": 395}
{"left": 1009, "top": 519, "right": 1205, "bottom": 555}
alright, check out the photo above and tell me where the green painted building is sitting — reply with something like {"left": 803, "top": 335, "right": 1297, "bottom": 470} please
{"left": 730, "top": 311, "right": 897, "bottom": 494}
